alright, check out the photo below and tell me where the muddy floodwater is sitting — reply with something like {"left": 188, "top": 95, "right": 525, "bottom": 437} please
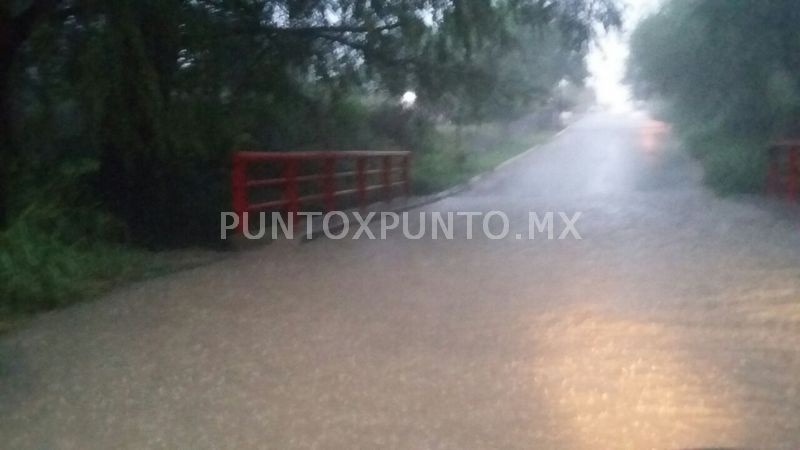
{"left": 2, "top": 113, "right": 799, "bottom": 449}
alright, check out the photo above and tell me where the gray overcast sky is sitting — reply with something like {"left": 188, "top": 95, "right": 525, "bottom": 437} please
{"left": 587, "top": 0, "right": 662, "bottom": 110}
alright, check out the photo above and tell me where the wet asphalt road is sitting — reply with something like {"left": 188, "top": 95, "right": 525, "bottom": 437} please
{"left": 1, "top": 112, "right": 800, "bottom": 449}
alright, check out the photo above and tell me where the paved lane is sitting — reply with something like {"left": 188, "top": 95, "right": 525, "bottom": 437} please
{"left": 2, "top": 112, "right": 800, "bottom": 449}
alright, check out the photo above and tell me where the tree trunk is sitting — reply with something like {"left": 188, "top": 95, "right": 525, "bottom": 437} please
{"left": 0, "top": 19, "right": 19, "bottom": 228}
{"left": 0, "top": 1, "right": 60, "bottom": 228}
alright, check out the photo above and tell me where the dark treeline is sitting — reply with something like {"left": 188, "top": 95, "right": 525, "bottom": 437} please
{"left": 1, "top": 0, "right": 618, "bottom": 243}
{"left": 628, "top": 0, "right": 800, "bottom": 193}
{"left": 0, "top": 0, "right": 618, "bottom": 315}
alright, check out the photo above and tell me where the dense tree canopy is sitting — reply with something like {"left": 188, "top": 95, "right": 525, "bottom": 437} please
{"left": 628, "top": 0, "right": 800, "bottom": 192}
{"left": 1, "top": 0, "right": 620, "bottom": 241}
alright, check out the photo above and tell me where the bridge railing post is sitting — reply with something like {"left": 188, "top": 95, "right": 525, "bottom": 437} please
{"left": 788, "top": 147, "right": 798, "bottom": 202}
{"left": 283, "top": 159, "right": 299, "bottom": 226}
{"left": 356, "top": 157, "right": 367, "bottom": 208}
{"left": 323, "top": 156, "right": 336, "bottom": 212}
{"left": 402, "top": 154, "right": 411, "bottom": 195}
{"left": 382, "top": 155, "right": 392, "bottom": 202}
{"left": 231, "top": 153, "right": 248, "bottom": 233}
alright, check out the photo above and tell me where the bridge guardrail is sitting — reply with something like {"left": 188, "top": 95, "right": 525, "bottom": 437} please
{"left": 767, "top": 140, "right": 800, "bottom": 201}
{"left": 231, "top": 150, "right": 411, "bottom": 232}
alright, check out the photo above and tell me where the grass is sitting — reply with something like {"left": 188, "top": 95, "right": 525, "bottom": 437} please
{"left": 412, "top": 120, "right": 559, "bottom": 194}
{"left": 0, "top": 218, "right": 218, "bottom": 333}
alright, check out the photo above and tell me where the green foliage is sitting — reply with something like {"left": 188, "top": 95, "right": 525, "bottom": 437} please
{"left": 412, "top": 134, "right": 470, "bottom": 193}
{"left": 5, "top": 0, "right": 619, "bottom": 243}
{"left": 700, "top": 139, "right": 767, "bottom": 195}
{"left": 0, "top": 219, "right": 163, "bottom": 316}
{"left": 0, "top": 153, "right": 164, "bottom": 317}
{"left": 412, "top": 117, "right": 558, "bottom": 194}
{"left": 0, "top": 161, "right": 154, "bottom": 315}
{"left": 0, "top": 0, "right": 618, "bottom": 318}
{"left": 628, "top": 0, "right": 800, "bottom": 193}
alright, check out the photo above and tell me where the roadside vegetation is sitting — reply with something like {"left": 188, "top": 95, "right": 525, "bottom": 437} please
{"left": 627, "top": 0, "right": 800, "bottom": 195}
{"left": 413, "top": 116, "right": 562, "bottom": 193}
{"left": 0, "top": 0, "right": 619, "bottom": 320}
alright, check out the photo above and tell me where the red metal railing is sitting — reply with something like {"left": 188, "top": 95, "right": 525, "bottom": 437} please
{"left": 231, "top": 150, "right": 411, "bottom": 232}
{"left": 767, "top": 140, "right": 800, "bottom": 201}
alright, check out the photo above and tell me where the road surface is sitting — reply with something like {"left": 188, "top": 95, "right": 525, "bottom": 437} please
{"left": 2, "top": 112, "right": 800, "bottom": 449}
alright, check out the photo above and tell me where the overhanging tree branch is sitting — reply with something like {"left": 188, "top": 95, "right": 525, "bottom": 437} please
{"left": 265, "top": 21, "right": 403, "bottom": 35}
{"left": 214, "top": 20, "right": 404, "bottom": 40}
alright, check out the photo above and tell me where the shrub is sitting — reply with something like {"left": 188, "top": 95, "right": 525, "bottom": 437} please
{"left": 0, "top": 220, "right": 162, "bottom": 315}
{"left": 0, "top": 159, "right": 165, "bottom": 317}
{"left": 696, "top": 138, "right": 768, "bottom": 195}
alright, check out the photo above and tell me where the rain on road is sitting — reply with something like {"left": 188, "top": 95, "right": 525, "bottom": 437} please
{"left": 2, "top": 112, "right": 800, "bottom": 449}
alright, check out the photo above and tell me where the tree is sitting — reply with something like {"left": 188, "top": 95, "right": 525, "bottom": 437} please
{"left": 2, "top": 0, "right": 620, "bottom": 240}
{"left": 0, "top": 0, "right": 62, "bottom": 227}
{"left": 628, "top": 0, "right": 800, "bottom": 192}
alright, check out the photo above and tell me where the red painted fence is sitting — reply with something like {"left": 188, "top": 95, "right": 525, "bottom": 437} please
{"left": 231, "top": 150, "right": 411, "bottom": 232}
{"left": 767, "top": 140, "right": 800, "bottom": 201}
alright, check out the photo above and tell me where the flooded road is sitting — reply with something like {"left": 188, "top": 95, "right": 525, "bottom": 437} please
{"left": 2, "top": 112, "right": 799, "bottom": 449}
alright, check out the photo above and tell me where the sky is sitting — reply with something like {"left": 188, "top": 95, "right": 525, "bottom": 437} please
{"left": 586, "top": 0, "right": 663, "bottom": 111}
